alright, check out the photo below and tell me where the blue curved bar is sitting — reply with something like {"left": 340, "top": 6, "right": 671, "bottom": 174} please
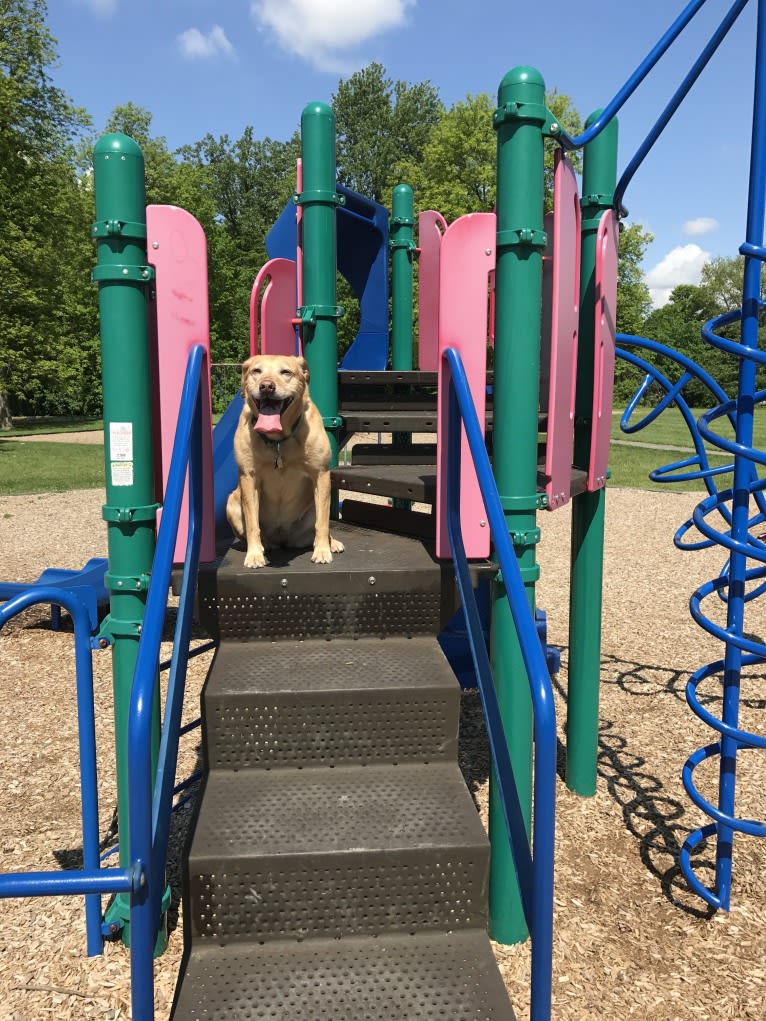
{"left": 443, "top": 347, "right": 555, "bottom": 1021}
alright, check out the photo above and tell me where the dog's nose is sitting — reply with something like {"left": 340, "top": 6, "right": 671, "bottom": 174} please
{"left": 259, "top": 378, "right": 276, "bottom": 395}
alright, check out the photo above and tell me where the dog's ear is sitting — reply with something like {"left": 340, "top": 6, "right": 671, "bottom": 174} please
{"left": 240, "top": 358, "right": 252, "bottom": 398}
{"left": 297, "top": 356, "right": 310, "bottom": 383}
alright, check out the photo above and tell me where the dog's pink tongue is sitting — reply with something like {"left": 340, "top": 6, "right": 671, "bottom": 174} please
{"left": 254, "top": 411, "right": 283, "bottom": 434}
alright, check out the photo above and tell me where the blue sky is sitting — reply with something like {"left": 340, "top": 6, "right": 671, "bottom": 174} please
{"left": 49, "top": 0, "right": 762, "bottom": 307}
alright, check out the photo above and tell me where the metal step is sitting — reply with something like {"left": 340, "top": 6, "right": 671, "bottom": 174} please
{"left": 349, "top": 441, "right": 437, "bottom": 464}
{"left": 172, "top": 931, "right": 516, "bottom": 1019}
{"left": 185, "top": 762, "right": 489, "bottom": 943}
{"left": 197, "top": 521, "right": 454, "bottom": 641}
{"left": 332, "top": 462, "right": 436, "bottom": 503}
{"left": 202, "top": 637, "right": 460, "bottom": 770}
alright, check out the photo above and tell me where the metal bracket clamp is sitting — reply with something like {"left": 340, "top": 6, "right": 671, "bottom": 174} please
{"left": 493, "top": 563, "right": 542, "bottom": 592}
{"left": 509, "top": 526, "right": 542, "bottom": 548}
{"left": 580, "top": 193, "right": 617, "bottom": 232}
{"left": 297, "top": 304, "right": 345, "bottom": 326}
{"left": 91, "top": 264, "right": 155, "bottom": 284}
{"left": 323, "top": 415, "right": 343, "bottom": 428}
{"left": 493, "top": 100, "right": 550, "bottom": 129}
{"left": 388, "top": 238, "right": 418, "bottom": 253}
{"left": 390, "top": 215, "right": 415, "bottom": 228}
{"left": 91, "top": 219, "right": 147, "bottom": 241}
{"left": 102, "top": 502, "right": 160, "bottom": 524}
{"left": 496, "top": 227, "right": 548, "bottom": 251}
{"left": 104, "top": 571, "right": 151, "bottom": 593}
{"left": 499, "top": 492, "right": 548, "bottom": 511}
{"left": 293, "top": 189, "right": 346, "bottom": 207}
{"left": 97, "top": 614, "right": 143, "bottom": 639}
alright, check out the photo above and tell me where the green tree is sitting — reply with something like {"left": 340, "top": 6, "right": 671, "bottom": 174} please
{"left": 0, "top": 0, "right": 94, "bottom": 422}
{"left": 177, "top": 128, "right": 301, "bottom": 362}
{"left": 332, "top": 62, "right": 442, "bottom": 202}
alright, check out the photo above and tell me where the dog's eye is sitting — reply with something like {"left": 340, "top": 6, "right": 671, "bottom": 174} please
{"left": 250, "top": 367, "right": 262, "bottom": 376}
{"left": 280, "top": 369, "right": 292, "bottom": 378}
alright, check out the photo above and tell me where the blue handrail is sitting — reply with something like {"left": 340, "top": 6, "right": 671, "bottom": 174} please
{"left": 0, "top": 587, "right": 137, "bottom": 957}
{"left": 127, "top": 343, "right": 207, "bottom": 1021}
{"left": 443, "top": 347, "right": 555, "bottom": 1021}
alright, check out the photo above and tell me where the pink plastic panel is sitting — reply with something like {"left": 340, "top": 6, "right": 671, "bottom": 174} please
{"left": 250, "top": 258, "right": 298, "bottom": 357}
{"left": 543, "top": 152, "right": 581, "bottom": 510}
{"left": 436, "top": 212, "right": 495, "bottom": 559}
{"left": 417, "top": 210, "right": 447, "bottom": 370}
{"left": 147, "top": 204, "right": 215, "bottom": 563}
{"left": 588, "top": 209, "right": 619, "bottom": 491}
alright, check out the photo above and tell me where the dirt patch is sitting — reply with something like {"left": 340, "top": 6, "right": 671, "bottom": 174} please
{"left": 1, "top": 486, "right": 764, "bottom": 1020}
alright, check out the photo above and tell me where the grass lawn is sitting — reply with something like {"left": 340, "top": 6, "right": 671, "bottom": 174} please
{"left": 10, "top": 416, "right": 103, "bottom": 436}
{"left": 0, "top": 439, "right": 104, "bottom": 496}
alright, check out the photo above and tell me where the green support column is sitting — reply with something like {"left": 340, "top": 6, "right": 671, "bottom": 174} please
{"left": 566, "top": 111, "right": 618, "bottom": 796}
{"left": 91, "top": 134, "right": 165, "bottom": 950}
{"left": 390, "top": 183, "right": 415, "bottom": 508}
{"left": 489, "top": 67, "right": 548, "bottom": 944}
{"left": 299, "top": 102, "right": 341, "bottom": 471}
{"left": 390, "top": 183, "right": 415, "bottom": 370}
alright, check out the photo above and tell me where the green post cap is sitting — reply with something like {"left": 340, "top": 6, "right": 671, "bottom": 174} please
{"left": 498, "top": 65, "right": 546, "bottom": 97}
{"left": 93, "top": 132, "right": 144, "bottom": 162}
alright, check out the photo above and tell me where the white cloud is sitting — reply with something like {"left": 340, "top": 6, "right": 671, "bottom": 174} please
{"left": 251, "top": 0, "right": 415, "bottom": 71}
{"left": 178, "top": 25, "right": 235, "bottom": 60}
{"left": 682, "top": 217, "right": 719, "bottom": 237}
{"left": 645, "top": 244, "right": 711, "bottom": 308}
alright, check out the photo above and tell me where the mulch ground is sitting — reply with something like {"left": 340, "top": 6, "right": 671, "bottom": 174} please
{"left": 1, "top": 484, "right": 764, "bottom": 1020}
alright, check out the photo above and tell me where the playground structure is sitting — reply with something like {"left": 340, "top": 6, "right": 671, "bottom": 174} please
{"left": 1, "top": 1, "right": 766, "bottom": 1018}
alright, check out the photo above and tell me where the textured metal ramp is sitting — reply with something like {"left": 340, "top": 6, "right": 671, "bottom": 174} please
{"left": 173, "top": 931, "right": 516, "bottom": 1019}
{"left": 203, "top": 637, "right": 460, "bottom": 769}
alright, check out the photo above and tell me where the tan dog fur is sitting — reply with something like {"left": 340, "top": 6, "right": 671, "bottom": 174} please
{"left": 226, "top": 354, "right": 344, "bottom": 568}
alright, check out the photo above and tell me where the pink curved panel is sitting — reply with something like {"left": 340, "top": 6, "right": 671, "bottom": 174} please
{"left": 250, "top": 257, "right": 298, "bottom": 357}
{"left": 436, "top": 212, "right": 495, "bottom": 559}
{"left": 147, "top": 204, "right": 215, "bottom": 563}
{"left": 588, "top": 209, "right": 619, "bottom": 492}
{"left": 417, "top": 210, "right": 447, "bottom": 371}
{"left": 543, "top": 152, "right": 581, "bottom": 510}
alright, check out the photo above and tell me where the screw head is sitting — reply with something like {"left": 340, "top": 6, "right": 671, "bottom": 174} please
{"left": 368, "top": 576, "right": 376, "bottom": 585}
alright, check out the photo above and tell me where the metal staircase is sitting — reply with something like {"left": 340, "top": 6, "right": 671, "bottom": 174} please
{"left": 172, "top": 517, "right": 516, "bottom": 1018}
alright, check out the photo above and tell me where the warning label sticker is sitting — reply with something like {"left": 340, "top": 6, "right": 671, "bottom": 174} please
{"left": 110, "top": 461, "right": 134, "bottom": 487}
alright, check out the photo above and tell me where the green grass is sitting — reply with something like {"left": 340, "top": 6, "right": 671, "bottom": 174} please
{"left": 0, "top": 439, "right": 104, "bottom": 495}
{"left": 612, "top": 404, "right": 766, "bottom": 450}
{"left": 10, "top": 416, "right": 103, "bottom": 436}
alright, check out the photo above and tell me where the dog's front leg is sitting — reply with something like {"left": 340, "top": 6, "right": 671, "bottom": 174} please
{"left": 240, "top": 472, "right": 267, "bottom": 568}
{"left": 311, "top": 469, "right": 344, "bottom": 564}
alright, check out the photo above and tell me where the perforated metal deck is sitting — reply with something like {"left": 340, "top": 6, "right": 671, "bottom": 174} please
{"left": 173, "top": 932, "right": 515, "bottom": 1020}
{"left": 197, "top": 521, "right": 452, "bottom": 641}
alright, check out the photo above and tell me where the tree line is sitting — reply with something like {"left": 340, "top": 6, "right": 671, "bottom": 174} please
{"left": 0, "top": 0, "right": 753, "bottom": 427}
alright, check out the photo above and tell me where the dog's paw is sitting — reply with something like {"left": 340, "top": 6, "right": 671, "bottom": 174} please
{"left": 330, "top": 537, "right": 345, "bottom": 554}
{"left": 244, "top": 548, "right": 267, "bottom": 568}
{"left": 311, "top": 545, "right": 334, "bottom": 565}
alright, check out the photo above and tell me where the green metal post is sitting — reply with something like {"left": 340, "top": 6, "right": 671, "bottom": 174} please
{"left": 299, "top": 102, "right": 341, "bottom": 470}
{"left": 390, "top": 183, "right": 415, "bottom": 508}
{"left": 91, "top": 134, "right": 165, "bottom": 950}
{"left": 566, "top": 111, "right": 618, "bottom": 796}
{"left": 489, "top": 67, "right": 548, "bottom": 944}
{"left": 390, "top": 183, "right": 415, "bottom": 371}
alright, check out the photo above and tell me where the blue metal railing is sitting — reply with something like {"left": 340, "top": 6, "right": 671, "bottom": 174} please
{"left": 0, "top": 344, "right": 208, "bottom": 1020}
{"left": 443, "top": 347, "right": 556, "bottom": 1021}
{"left": 126, "top": 343, "right": 206, "bottom": 1020}
{"left": 0, "top": 588, "right": 137, "bottom": 957}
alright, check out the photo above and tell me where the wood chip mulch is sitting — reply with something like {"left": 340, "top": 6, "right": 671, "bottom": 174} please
{"left": 1, "top": 486, "right": 764, "bottom": 1020}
